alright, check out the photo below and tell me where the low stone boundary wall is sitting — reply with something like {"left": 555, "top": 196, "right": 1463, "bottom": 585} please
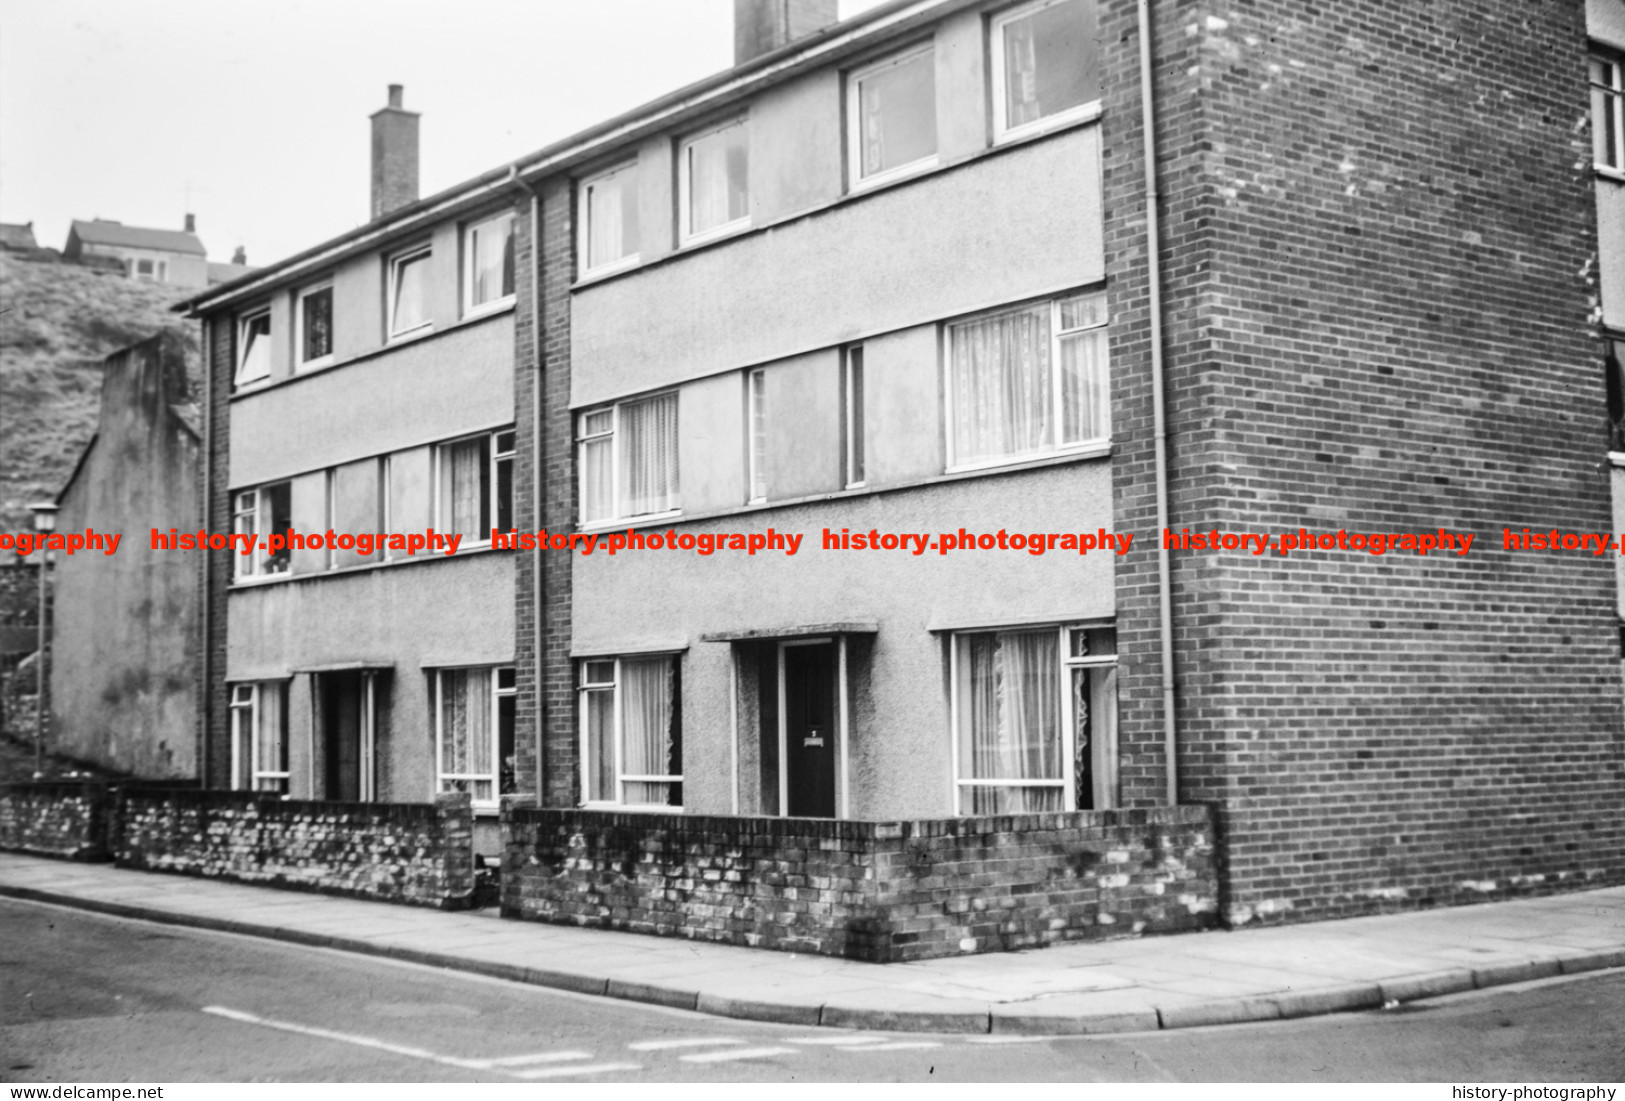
{"left": 114, "top": 789, "right": 476, "bottom": 909}
{"left": 501, "top": 804, "right": 1217, "bottom": 962}
{"left": 0, "top": 780, "right": 112, "bottom": 860}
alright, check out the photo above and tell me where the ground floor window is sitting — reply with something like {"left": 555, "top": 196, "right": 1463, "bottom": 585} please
{"left": 579, "top": 654, "right": 683, "bottom": 808}
{"left": 951, "top": 623, "right": 1116, "bottom": 814}
{"left": 230, "top": 681, "right": 289, "bottom": 794}
{"left": 435, "top": 666, "right": 516, "bottom": 808}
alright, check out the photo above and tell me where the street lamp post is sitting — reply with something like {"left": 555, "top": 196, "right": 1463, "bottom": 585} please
{"left": 29, "top": 502, "right": 58, "bottom": 778}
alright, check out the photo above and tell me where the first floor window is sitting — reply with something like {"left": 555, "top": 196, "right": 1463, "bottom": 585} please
{"left": 992, "top": 0, "right": 1100, "bottom": 141}
{"left": 680, "top": 118, "right": 749, "bottom": 244}
{"left": 1594, "top": 48, "right": 1624, "bottom": 173}
{"left": 298, "top": 281, "right": 333, "bottom": 367}
{"left": 233, "top": 482, "right": 292, "bottom": 579}
{"left": 579, "top": 162, "right": 641, "bottom": 274}
{"left": 1607, "top": 334, "right": 1625, "bottom": 453}
{"left": 952, "top": 624, "right": 1116, "bottom": 814}
{"left": 947, "top": 290, "right": 1108, "bottom": 468}
{"left": 465, "top": 211, "right": 516, "bottom": 312}
{"left": 231, "top": 681, "right": 289, "bottom": 793}
{"left": 848, "top": 44, "right": 937, "bottom": 187}
{"left": 389, "top": 245, "right": 432, "bottom": 337}
{"left": 580, "top": 654, "right": 682, "bottom": 807}
{"left": 236, "top": 308, "right": 271, "bottom": 386}
{"left": 436, "top": 429, "right": 514, "bottom": 543}
{"left": 436, "top": 666, "right": 516, "bottom": 808}
{"left": 578, "top": 392, "right": 679, "bottom": 523}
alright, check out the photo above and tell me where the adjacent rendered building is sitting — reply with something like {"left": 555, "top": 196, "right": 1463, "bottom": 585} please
{"left": 182, "top": 0, "right": 1625, "bottom": 938}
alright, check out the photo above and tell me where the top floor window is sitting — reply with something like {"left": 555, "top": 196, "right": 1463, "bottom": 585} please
{"left": 680, "top": 119, "right": 749, "bottom": 245}
{"left": 297, "top": 281, "right": 333, "bottom": 369}
{"left": 991, "top": 0, "right": 1100, "bottom": 142}
{"left": 945, "top": 290, "right": 1109, "bottom": 470}
{"left": 579, "top": 162, "right": 641, "bottom": 276}
{"left": 389, "top": 244, "right": 432, "bottom": 338}
{"left": 848, "top": 45, "right": 938, "bottom": 189}
{"left": 236, "top": 308, "right": 271, "bottom": 386}
{"left": 465, "top": 212, "right": 515, "bottom": 314}
{"left": 1594, "top": 49, "right": 1624, "bottom": 174}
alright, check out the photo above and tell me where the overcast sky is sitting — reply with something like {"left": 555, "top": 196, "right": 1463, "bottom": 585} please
{"left": 0, "top": 0, "right": 883, "bottom": 268}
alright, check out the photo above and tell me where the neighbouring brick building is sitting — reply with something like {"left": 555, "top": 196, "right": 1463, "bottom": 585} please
{"left": 172, "top": 0, "right": 1625, "bottom": 956}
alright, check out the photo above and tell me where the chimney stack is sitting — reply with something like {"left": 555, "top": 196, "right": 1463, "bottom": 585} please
{"left": 184, "top": 212, "right": 196, "bottom": 234}
{"left": 370, "top": 83, "right": 420, "bottom": 220}
{"left": 232, "top": 246, "right": 247, "bottom": 265}
{"left": 734, "top": 0, "right": 838, "bottom": 66}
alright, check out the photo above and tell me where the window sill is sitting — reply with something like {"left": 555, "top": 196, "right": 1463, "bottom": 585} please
{"left": 849, "top": 153, "right": 939, "bottom": 194}
{"left": 680, "top": 217, "right": 751, "bottom": 250}
{"left": 946, "top": 441, "right": 1111, "bottom": 476}
{"left": 575, "top": 256, "right": 642, "bottom": 288}
{"left": 579, "top": 802, "right": 686, "bottom": 814}
{"left": 226, "top": 542, "right": 508, "bottom": 592}
{"left": 1608, "top": 450, "right": 1625, "bottom": 468}
{"left": 994, "top": 100, "right": 1103, "bottom": 147}
{"left": 296, "top": 354, "right": 334, "bottom": 374}
{"left": 463, "top": 295, "right": 516, "bottom": 321}
{"left": 1596, "top": 165, "right": 1625, "bottom": 184}
{"left": 387, "top": 323, "right": 435, "bottom": 345}
{"left": 580, "top": 509, "right": 683, "bottom": 533}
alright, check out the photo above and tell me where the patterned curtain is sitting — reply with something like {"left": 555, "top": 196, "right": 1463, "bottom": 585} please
{"left": 951, "top": 305, "right": 1051, "bottom": 463}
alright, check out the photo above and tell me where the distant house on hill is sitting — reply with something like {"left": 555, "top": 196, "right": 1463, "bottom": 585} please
{"left": 63, "top": 216, "right": 208, "bottom": 288}
{"left": 0, "top": 222, "right": 38, "bottom": 252}
{"left": 207, "top": 246, "right": 255, "bottom": 287}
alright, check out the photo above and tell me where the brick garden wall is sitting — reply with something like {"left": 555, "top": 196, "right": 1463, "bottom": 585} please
{"left": 502, "top": 804, "right": 1215, "bottom": 962}
{"left": 114, "top": 789, "right": 475, "bottom": 908}
{"left": 0, "top": 781, "right": 111, "bottom": 860}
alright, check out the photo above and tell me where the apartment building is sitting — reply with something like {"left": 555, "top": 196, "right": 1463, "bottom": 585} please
{"left": 184, "top": 87, "right": 522, "bottom": 853}
{"left": 182, "top": 0, "right": 1625, "bottom": 942}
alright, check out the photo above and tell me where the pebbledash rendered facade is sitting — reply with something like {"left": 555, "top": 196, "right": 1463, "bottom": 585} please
{"left": 180, "top": 0, "right": 1625, "bottom": 952}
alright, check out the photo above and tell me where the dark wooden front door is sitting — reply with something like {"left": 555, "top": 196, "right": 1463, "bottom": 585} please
{"left": 783, "top": 642, "right": 836, "bottom": 818}
{"left": 323, "top": 671, "right": 362, "bottom": 801}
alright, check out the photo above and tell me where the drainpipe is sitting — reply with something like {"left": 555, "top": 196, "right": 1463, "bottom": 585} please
{"left": 508, "top": 165, "right": 546, "bottom": 808}
{"left": 1138, "top": 0, "right": 1177, "bottom": 806}
{"left": 199, "top": 316, "right": 212, "bottom": 789}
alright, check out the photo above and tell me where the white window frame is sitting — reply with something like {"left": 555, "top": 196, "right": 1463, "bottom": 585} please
{"left": 947, "top": 623, "right": 1117, "bottom": 816}
{"left": 990, "top": 0, "right": 1101, "bottom": 144}
{"left": 942, "top": 290, "right": 1110, "bottom": 473}
{"left": 1593, "top": 47, "right": 1625, "bottom": 177}
{"left": 577, "top": 161, "right": 641, "bottom": 277}
{"left": 747, "top": 369, "right": 767, "bottom": 504}
{"left": 678, "top": 117, "right": 751, "bottom": 247}
{"left": 387, "top": 243, "right": 434, "bottom": 340}
{"left": 844, "top": 346, "right": 866, "bottom": 489}
{"left": 463, "top": 211, "right": 516, "bottom": 316}
{"left": 433, "top": 428, "right": 514, "bottom": 549}
{"left": 232, "top": 482, "right": 292, "bottom": 581}
{"left": 578, "top": 654, "right": 683, "bottom": 810}
{"left": 846, "top": 43, "right": 939, "bottom": 191}
{"left": 295, "top": 279, "right": 334, "bottom": 371}
{"left": 434, "top": 665, "right": 514, "bottom": 812}
{"left": 230, "top": 681, "right": 289, "bottom": 794}
{"left": 576, "top": 393, "right": 681, "bottom": 528}
{"left": 235, "top": 307, "right": 272, "bottom": 387}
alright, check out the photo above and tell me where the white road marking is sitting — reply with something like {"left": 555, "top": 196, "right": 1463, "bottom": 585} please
{"left": 679, "top": 1045, "right": 798, "bottom": 1063}
{"left": 471, "top": 1051, "right": 593, "bottom": 1067}
{"left": 201, "top": 1005, "right": 602, "bottom": 1078}
{"left": 965, "top": 1036, "right": 1051, "bottom": 1044}
{"left": 629, "top": 1037, "right": 744, "bottom": 1051}
{"left": 782, "top": 1035, "right": 891, "bottom": 1045}
{"left": 838, "top": 1041, "right": 942, "bottom": 1052}
{"left": 512, "top": 1062, "right": 644, "bottom": 1079}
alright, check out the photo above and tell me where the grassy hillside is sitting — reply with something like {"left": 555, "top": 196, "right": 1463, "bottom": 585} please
{"left": 0, "top": 253, "right": 200, "bottom": 533}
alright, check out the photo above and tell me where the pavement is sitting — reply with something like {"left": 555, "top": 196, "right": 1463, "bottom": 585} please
{"left": 3, "top": 851, "right": 1623, "bottom": 1037}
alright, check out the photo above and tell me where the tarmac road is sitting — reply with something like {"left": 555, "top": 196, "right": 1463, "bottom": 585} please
{"left": 2, "top": 899, "right": 1622, "bottom": 1084}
